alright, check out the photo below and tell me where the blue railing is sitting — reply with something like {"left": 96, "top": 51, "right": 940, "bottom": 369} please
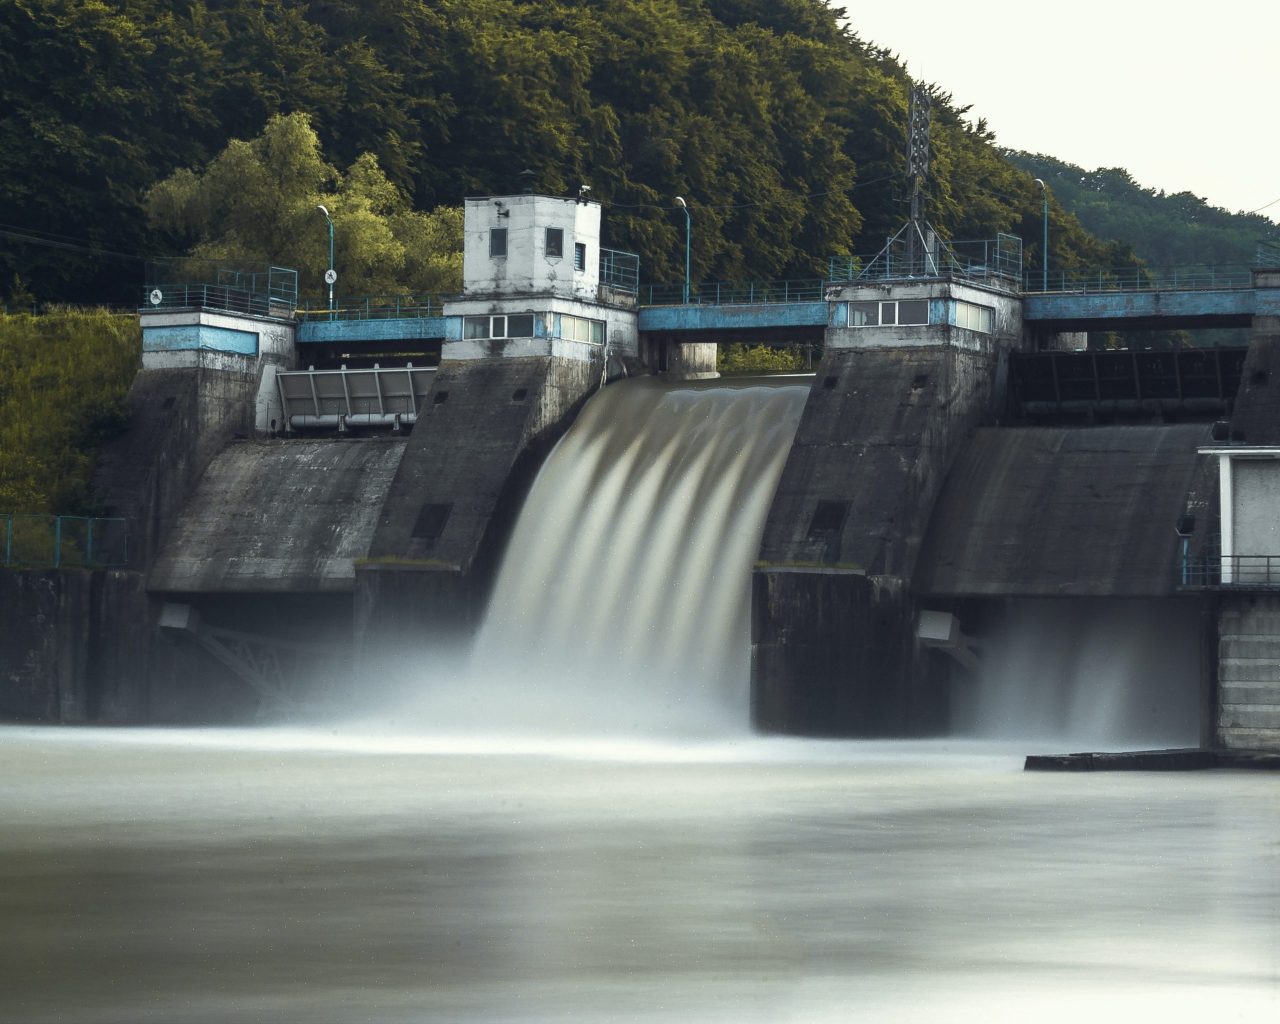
{"left": 2, "top": 514, "right": 128, "bottom": 569}
{"left": 1181, "top": 553, "right": 1280, "bottom": 589}
{"left": 640, "top": 279, "right": 827, "bottom": 306}
{"left": 297, "top": 295, "right": 447, "bottom": 321}
{"left": 1026, "top": 265, "right": 1254, "bottom": 295}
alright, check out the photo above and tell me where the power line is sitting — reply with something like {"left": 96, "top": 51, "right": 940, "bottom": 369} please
{"left": 606, "top": 172, "right": 902, "bottom": 212}
{"left": 0, "top": 226, "right": 152, "bottom": 263}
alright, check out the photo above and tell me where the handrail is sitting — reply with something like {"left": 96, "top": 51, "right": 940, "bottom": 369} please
{"left": 1180, "top": 553, "right": 1280, "bottom": 588}
{"left": 640, "top": 279, "right": 827, "bottom": 307}
{"left": 2, "top": 513, "right": 128, "bottom": 569}
{"left": 296, "top": 295, "right": 447, "bottom": 321}
{"left": 1026, "top": 264, "right": 1255, "bottom": 295}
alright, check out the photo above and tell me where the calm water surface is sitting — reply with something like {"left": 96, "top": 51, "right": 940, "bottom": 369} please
{"left": 1, "top": 727, "right": 1277, "bottom": 1023}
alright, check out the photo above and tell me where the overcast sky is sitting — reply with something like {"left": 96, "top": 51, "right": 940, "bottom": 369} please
{"left": 836, "top": 1, "right": 1279, "bottom": 221}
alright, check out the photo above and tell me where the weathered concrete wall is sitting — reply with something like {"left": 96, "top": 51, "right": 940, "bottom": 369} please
{"left": 1231, "top": 312, "right": 1280, "bottom": 444}
{"left": 916, "top": 424, "right": 1211, "bottom": 598}
{"left": 0, "top": 570, "right": 151, "bottom": 722}
{"left": 752, "top": 341, "right": 999, "bottom": 735}
{"left": 1231, "top": 459, "right": 1280, "bottom": 559}
{"left": 149, "top": 438, "right": 408, "bottom": 594}
{"left": 92, "top": 361, "right": 262, "bottom": 571}
{"left": 355, "top": 354, "right": 603, "bottom": 665}
{"left": 1217, "top": 595, "right": 1280, "bottom": 751}
{"left": 752, "top": 571, "right": 945, "bottom": 735}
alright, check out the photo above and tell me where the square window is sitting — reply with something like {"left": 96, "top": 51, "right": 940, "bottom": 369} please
{"left": 899, "top": 299, "right": 928, "bottom": 325}
{"left": 849, "top": 301, "right": 878, "bottom": 326}
{"left": 490, "top": 228, "right": 507, "bottom": 258}
{"left": 464, "top": 316, "right": 490, "bottom": 339}
{"left": 545, "top": 228, "right": 563, "bottom": 258}
{"left": 507, "top": 313, "right": 534, "bottom": 338}
{"left": 574, "top": 242, "right": 586, "bottom": 272}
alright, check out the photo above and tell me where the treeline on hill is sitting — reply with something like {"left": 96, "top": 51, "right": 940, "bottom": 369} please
{"left": 1006, "top": 152, "right": 1280, "bottom": 268}
{"left": 1, "top": 0, "right": 1129, "bottom": 306}
{"left": 0, "top": 310, "right": 140, "bottom": 514}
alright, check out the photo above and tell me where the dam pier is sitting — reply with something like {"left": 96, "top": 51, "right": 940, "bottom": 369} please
{"left": 4, "top": 192, "right": 1280, "bottom": 753}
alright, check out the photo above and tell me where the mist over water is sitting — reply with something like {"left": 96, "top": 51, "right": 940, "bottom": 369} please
{"left": 954, "top": 599, "right": 1203, "bottom": 749}
{"left": 401, "top": 378, "right": 809, "bottom": 738}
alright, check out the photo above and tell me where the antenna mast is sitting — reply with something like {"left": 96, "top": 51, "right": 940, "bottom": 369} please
{"left": 906, "top": 84, "right": 933, "bottom": 272}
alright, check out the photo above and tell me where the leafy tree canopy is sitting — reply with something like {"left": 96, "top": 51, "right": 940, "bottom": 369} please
{"left": 1006, "top": 151, "right": 1280, "bottom": 268}
{"left": 146, "top": 113, "right": 462, "bottom": 297}
{"left": 2, "top": 0, "right": 1152, "bottom": 304}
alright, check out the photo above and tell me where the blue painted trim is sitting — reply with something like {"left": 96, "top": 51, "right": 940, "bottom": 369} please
{"left": 638, "top": 301, "right": 828, "bottom": 333}
{"left": 1024, "top": 288, "right": 1255, "bottom": 323}
{"left": 297, "top": 317, "right": 449, "bottom": 344}
{"left": 142, "top": 324, "right": 258, "bottom": 355}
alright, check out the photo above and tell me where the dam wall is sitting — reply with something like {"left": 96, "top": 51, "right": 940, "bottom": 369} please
{"left": 354, "top": 354, "right": 604, "bottom": 665}
{"left": 149, "top": 438, "right": 407, "bottom": 594}
{"left": 1217, "top": 595, "right": 1280, "bottom": 750}
{"left": 0, "top": 570, "right": 150, "bottom": 722}
{"left": 915, "top": 424, "right": 1213, "bottom": 598}
{"left": 752, "top": 341, "right": 1003, "bottom": 735}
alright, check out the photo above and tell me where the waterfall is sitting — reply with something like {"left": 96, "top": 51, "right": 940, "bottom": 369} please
{"left": 427, "top": 377, "right": 808, "bottom": 737}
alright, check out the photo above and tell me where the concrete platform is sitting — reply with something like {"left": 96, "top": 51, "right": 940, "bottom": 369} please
{"left": 1025, "top": 748, "right": 1280, "bottom": 771}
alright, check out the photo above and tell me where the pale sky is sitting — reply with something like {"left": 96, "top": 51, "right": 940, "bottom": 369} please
{"left": 836, "top": 1, "right": 1280, "bottom": 221}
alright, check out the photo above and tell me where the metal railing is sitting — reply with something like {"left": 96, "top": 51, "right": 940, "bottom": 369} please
{"left": 1180, "top": 553, "right": 1280, "bottom": 589}
{"left": 831, "top": 233, "right": 1024, "bottom": 285}
{"left": 2, "top": 514, "right": 128, "bottom": 569}
{"left": 640, "top": 278, "right": 827, "bottom": 306}
{"left": 142, "top": 264, "right": 298, "bottom": 316}
{"left": 1026, "top": 264, "right": 1254, "bottom": 294}
{"left": 600, "top": 248, "right": 640, "bottom": 294}
{"left": 296, "top": 295, "right": 446, "bottom": 321}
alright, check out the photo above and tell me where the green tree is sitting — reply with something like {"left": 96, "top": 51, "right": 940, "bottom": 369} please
{"left": 146, "top": 113, "right": 462, "bottom": 297}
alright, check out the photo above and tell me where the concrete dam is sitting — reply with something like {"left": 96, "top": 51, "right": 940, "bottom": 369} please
{"left": 6, "top": 191, "right": 1280, "bottom": 754}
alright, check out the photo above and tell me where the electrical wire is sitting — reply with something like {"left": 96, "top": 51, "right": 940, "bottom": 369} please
{"left": 606, "top": 171, "right": 902, "bottom": 212}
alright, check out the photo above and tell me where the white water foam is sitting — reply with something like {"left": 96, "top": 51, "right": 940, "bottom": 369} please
{"left": 403, "top": 377, "right": 808, "bottom": 738}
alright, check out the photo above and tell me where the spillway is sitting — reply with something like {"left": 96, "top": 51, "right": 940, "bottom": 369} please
{"left": 417, "top": 378, "right": 809, "bottom": 736}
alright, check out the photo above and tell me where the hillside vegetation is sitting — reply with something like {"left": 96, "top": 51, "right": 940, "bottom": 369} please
{"left": 1006, "top": 152, "right": 1280, "bottom": 268}
{"left": 0, "top": 310, "right": 140, "bottom": 514}
{"left": 3, "top": 0, "right": 1127, "bottom": 306}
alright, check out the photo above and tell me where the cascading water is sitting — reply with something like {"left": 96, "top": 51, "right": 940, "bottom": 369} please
{"left": 953, "top": 598, "right": 1203, "bottom": 748}
{"left": 419, "top": 377, "right": 808, "bottom": 736}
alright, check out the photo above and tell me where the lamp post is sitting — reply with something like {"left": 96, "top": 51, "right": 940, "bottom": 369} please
{"left": 1034, "top": 179, "right": 1048, "bottom": 291}
{"left": 316, "top": 204, "right": 335, "bottom": 316}
{"left": 674, "top": 196, "right": 691, "bottom": 304}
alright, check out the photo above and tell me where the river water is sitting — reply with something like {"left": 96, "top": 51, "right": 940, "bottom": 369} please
{"left": 4, "top": 381, "right": 1276, "bottom": 1019}
{"left": 2, "top": 728, "right": 1277, "bottom": 1022}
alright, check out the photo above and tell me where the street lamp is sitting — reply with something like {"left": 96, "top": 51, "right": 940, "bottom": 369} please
{"left": 1033, "top": 179, "right": 1048, "bottom": 291}
{"left": 316, "top": 204, "right": 335, "bottom": 316}
{"left": 674, "top": 196, "right": 691, "bottom": 304}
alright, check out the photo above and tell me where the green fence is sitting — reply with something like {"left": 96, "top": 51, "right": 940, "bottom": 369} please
{"left": 2, "top": 514, "right": 128, "bottom": 569}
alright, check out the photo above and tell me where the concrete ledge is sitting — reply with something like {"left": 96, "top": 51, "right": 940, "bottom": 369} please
{"left": 1024, "top": 748, "right": 1280, "bottom": 771}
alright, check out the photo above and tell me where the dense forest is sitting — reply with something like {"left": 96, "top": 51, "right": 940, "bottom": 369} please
{"left": 1006, "top": 151, "right": 1280, "bottom": 268}
{"left": 2, "top": 0, "right": 1130, "bottom": 306}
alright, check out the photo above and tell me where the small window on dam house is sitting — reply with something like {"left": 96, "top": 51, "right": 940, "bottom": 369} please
{"left": 490, "top": 228, "right": 508, "bottom": 258}
{"left": 545, "top": 227, "right": 563, "bottom": 258}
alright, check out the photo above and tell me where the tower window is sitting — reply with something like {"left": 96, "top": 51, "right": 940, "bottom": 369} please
{"left": 545, "top": 228, "right": 563, "bottom": 258}
{"left": 490, "top": 228, "right": 508, "bottom": 258}
{"left": 574, "top": 242, "right": 586, "bottom": 271}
